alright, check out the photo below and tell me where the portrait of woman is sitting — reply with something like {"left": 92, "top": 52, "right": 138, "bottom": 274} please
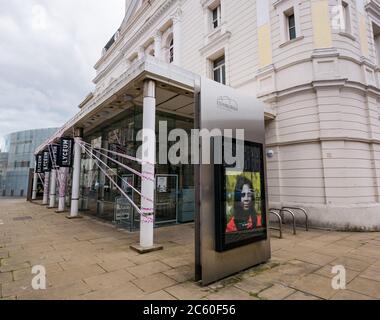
{"left": 226, "top": 175, "right": 262, "bottom": 233}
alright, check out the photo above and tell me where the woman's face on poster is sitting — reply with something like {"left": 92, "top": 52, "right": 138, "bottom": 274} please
{"left": 240, "top": 184, "right": 253, "bottom": 211}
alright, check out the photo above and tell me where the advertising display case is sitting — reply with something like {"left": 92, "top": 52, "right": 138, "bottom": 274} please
{"left": 215, "top": 139, "right": 267, "bottom": 252}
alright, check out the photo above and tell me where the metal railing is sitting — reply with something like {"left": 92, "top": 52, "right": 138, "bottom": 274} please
{"left": 282, "top": 206, "right": 309, "bottom": 231}
{"left": 270, "top": 208, "right": 296, "bottom": 235}
{"left": 269, "top": 210, "right": 283, "bottom": 239}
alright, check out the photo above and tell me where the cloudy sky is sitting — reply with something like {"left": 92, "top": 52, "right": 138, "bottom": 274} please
{"left": 0, "top": 0, "right": 125, "bottom": 142}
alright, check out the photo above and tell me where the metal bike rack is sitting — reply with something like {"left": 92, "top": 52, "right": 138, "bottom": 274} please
{"left": 269, "top": 210, "right": 283, "bottom": 239}
{"left": 282, "top": 206, "right": 309, "bottom": 231}
{"left": 270, "top": 208, "right": 296, "bottom": 235}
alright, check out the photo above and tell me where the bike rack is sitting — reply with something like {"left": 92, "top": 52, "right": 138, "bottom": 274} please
{"left": 269, "top": 210, "right": 283, "bottom": 239}
{"left": 270, "top": 208, "right": 296, "bottom": 235}
{"left": 282, "top": 206, "right": 309, "bottom": 231}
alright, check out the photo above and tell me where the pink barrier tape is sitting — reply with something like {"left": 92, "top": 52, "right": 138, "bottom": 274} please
{"left": 81, "top": 140, "right": 154, "bottom": 167}
{"left": 79, "top": 141, "right": 155, "bottom": 183}
{"left": 85, "top": 143, "right": 155, "bottom": 180}
{"left": 81, "top": 144, "right": 154, "bottom": 203}
{"left": 81, "top": 146, "right": 154, "bottom": 218}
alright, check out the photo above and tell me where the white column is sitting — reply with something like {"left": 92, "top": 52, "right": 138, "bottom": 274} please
{"left": 154, "top": 31, "right": 162, "bottom": 60}
{"left": 49, "top": 169, "right": 57, "bottom": 208}
{"left": 98, "top": 137, "right": 109, "bottom": 216}
{"left": 140, "top": 80, "right": 156, "bottom": 248}
{"left": 57, "top": 167, "right": 69, "bottom": 212}
{"left": 32, "top": 172, "right": 38, "bottom": 200}
{"left": 172, "top": 9, "right": 182, "bottom": 66}
{"left": 70, "top": 130, "right": 83, "bottom": 218}
{"left": 42, "top": 172, "right": 50, "bottom": 205}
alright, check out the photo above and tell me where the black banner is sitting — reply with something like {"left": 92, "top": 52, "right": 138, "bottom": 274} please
{"left": 58, "top": 137, "right": 74, "bottom": 168}
{"left": 42, "top": 150, "right": 51, "bottom": 173}
{"left": 35, "top": 154, "right": 44, "bottom": 174}
{"left": 51, "top": 145, "right": 60, "bottom": 169}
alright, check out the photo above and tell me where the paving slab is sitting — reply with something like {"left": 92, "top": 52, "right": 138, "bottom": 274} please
{"left": 1, "top": 199, "right": 379, "bottom": 300}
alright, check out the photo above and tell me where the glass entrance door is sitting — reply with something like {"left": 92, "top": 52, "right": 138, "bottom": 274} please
{"left": 155, "top": 175, "right": 178, "bottom": 225}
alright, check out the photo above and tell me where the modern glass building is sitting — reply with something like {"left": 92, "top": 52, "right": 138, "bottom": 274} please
{"left": 0, "top": 128, "right": 58, "bottom": 197}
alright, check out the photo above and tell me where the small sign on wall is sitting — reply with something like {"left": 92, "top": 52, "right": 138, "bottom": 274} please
{"left": 157, "top": 177, "right": 168, "bottom": 193}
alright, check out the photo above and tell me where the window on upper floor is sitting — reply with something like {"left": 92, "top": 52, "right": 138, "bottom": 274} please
{"left": 341, "top": 1, "right": 351, "bottom": 34}
{"left": 169, "top": 38, "right": 174, "bottom": 63}
{"left": 212, "top": 4, "right": 221, "bottom": 29}
{"left": 373, "top": 23, "right": 380, "bottom": 66}
{"left": 285, "top": 8, "right": 296, "bottom": 41}
{"left": 213, "top": 55, "right": 226, "bottom": 85}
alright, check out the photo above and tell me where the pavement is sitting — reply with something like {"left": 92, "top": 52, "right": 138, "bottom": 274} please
{"left": 0, "top": 198, "right": 380, "bottom": 300}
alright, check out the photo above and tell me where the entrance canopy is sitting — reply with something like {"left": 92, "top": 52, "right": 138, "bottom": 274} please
{"left": 36, "top": 56, "right": 200, "bottom": 153}
{"left": 36, "top": 56, "right": 274, "bottom": 154}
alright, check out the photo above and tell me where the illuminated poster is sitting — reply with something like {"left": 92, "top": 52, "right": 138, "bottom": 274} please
{"left": 215, "top": 139, "right": 267, "bottom": 252}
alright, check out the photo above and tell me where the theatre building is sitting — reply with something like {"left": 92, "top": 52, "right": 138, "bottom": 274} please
{"left": 35, "top": 0, "right": 380, "bottom": 237}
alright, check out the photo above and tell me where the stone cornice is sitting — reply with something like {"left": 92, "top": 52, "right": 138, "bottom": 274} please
{"left": 93, "top": 0, "right": 178, "bottom": 84}
{"left": 120, "top": 0, "right": 178, "bottom": 56}
{"left": 267, "top": 136, "right": 380, "bottom": 148}
{"left": 366, "top": 0, "right": 380, "bottom": 17}
{"left": 258, "top": 78, "right": 380, "bottom": 101}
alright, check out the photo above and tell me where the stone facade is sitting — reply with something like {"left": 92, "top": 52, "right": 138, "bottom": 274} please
{"left": 62, "top": 0, "right": 380, "bottom": 230}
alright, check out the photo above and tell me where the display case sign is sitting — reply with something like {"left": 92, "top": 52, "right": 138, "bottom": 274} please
{"left": 35, "top": 154, "right": 44, "bottom": 174}
{"left": 214, "top": 139, "right": 267, "bottom": 252}
{"left": 42, "top": 150, "right": 51, "bottom": 173}
{"left": 157, "top": 177, "right": 168, "bottom": 193}
{"left": 114, "top": 197, "right": 133, "bottom": 223}
{"left": 58, "top": 137, "right": 74, "bottom": 168}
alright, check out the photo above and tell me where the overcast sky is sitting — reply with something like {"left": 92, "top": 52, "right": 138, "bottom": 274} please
{"left": 0, "top": 0, "right": 125, "bottom": 145}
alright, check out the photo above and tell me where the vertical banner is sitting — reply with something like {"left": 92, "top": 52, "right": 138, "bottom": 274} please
{"left": 36, "top": 154, "right": 44, "bottom": 174}
{"left": 42, "top": 150, "right": 51, "bottom": 173}
{"left": 51, "top": 145, "right": 60, "bottom": 169}
{"left": 58, "top": 137, "right": 74, "bottom": 168}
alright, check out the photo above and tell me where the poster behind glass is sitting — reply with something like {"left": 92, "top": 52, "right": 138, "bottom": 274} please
{"left": 215, "top": 139, "right": 267, "bottom": 252}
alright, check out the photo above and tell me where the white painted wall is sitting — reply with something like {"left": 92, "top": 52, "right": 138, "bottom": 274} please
{"left": 87, "top": 0, "right": 380, "bottom": 230}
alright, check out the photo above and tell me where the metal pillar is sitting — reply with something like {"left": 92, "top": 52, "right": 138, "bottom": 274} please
{"left": 42, "top": 172, "right": 50, "bottom": 205}
{"left": 69, "top": 128, "right": 83, "bottom": 218}
{"left": 49, "top": 169, "right": 57, "bottom": 208}
{"left": 139, "top": 80, "right": 157, "bottom": 250}
{"left": 32, "top": 172, "right": 38, "bottom": 200}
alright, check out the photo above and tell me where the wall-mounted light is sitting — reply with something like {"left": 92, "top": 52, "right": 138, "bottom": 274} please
{"left": 267, "top": 149, "right": 274, "bottom": 158}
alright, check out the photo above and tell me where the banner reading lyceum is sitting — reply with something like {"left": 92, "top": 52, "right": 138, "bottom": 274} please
{"left": 35, "top": 154, "right": 44, "bottom": 174}
{"left": 42, "top": 150, "right": 51, "bottom": 173}
{"left": 58, "top": 137, "right": 74, "bottom": 168}
{"left": 51, "top": 144, "right": 60, "bottom": 169}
